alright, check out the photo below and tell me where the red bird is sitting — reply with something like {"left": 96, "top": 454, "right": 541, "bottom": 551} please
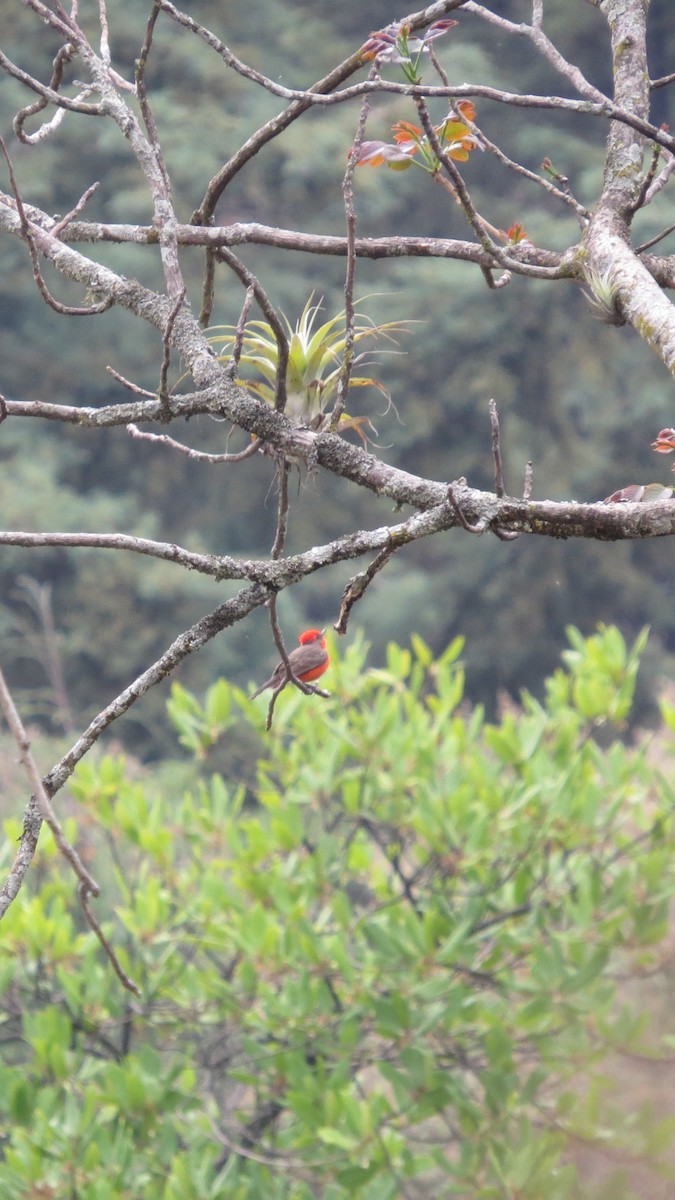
{"left": 251, "top": 629, "right": 329, "bottom": 699}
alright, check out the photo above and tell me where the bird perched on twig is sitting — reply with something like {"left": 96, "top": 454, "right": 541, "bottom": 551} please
{"left": 251, "top": 629, "right": 329, "bottom": 698}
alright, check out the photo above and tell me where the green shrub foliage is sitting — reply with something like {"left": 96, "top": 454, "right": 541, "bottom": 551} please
{"left": 0, "top": 627, "right": 673, "bottom": 1198}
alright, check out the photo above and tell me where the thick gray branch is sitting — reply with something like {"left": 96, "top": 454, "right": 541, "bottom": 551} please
{"left": 1, "top": 193, "right": 674, "bottom": 535}
{"left": 583, "top": 1, "right": 675, "bottom": 375}
{"left": 43, "top": 215, "right": 570, "bottom": 275}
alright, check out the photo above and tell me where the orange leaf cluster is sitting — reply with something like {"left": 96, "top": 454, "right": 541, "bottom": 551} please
{"left": 355, "top": 104, "right": 480, "bottom": 172}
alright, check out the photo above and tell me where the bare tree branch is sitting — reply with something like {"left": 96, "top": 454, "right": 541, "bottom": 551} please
{"left": 335, "top": 543, "right": 398, "bottom": 635}
{"left": 189, "top": 0, "right": 471, "bottom": 222}
{"left": 24, "top": 211, "right": 576, "bottom": 279}
{"left": 126, "top": 424, "right": 259, "bottom": 464}
{"left": 42, "top": 583, "right": 270, "bottom": 802}
{"left": 331, "top": 83, "right": 374, "bottom": 429}
{"left": 463, "top": 0, "right": 609, "bottom": 104}
{"left": 214, "top": 248, "right": 289, "bottom": 413}
{"left": 158, "top": 286, "right": 187, "bottom": 418}
{"left": 0, "top": 140, "right": 112, "bottom": 315}
{"left": 0, "top": 665, "right": 141, "bottom": 994}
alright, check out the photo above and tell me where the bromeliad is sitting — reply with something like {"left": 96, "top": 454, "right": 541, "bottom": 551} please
{"left": 207, "top": 294, "right": 410, "bottom": 434}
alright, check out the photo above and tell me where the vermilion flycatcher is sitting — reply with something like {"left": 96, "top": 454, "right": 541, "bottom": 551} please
{"left": 250, "top": 629, "right": 329, "bottom": 698}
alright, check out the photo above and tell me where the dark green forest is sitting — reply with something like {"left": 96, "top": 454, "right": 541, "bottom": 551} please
{"left": 1, "top": 0, "right": 674, "bottom": 757}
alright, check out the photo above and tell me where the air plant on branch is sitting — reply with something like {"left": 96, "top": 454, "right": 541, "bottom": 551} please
{"left": 206, "top": 295, "right": 410, "bottom": 438}
{"left": 581, "top": 266, "right": 626, "bottom": 326}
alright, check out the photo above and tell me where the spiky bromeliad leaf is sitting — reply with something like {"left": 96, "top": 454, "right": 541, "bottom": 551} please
{"left": 207, "top": 294, "right": 411, "bottom": 423}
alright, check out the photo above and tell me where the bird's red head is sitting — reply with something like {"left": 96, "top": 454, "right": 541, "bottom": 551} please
{"left": 298, "top": 628, "right": 326, "bottom": 646}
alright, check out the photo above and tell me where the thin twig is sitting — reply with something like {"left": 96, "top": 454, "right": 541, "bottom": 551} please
{"left": 106, "top": 366, "right": 156, "bottom": 397}
{"left": 135, "top": 1, "right": 184, "bottom": 299}
{"left": 415, "top": 99, "right": 523, "bottom": 287}
{"left": 635, "top": 222, "right": 675, "bottom": 255}
{"left": 210, "top": 1121, "right": 312, "bottom": 1171}
{"left": 489, "top": 400, "right": 521, "bottom": 541}
{"left": 51, "top": 1, "right": 78, "bottom": 32}
{"left": 360, "top": 817, "right": 421, "bottom": 915}
{"left": 51, "top": 182, "right": 100, "bottom": 237}
{"left": 651, "top": 71, "right": 675, "bottom": 90}
{"left": 0, "top": 801, "right": 40, "bottom": 921}
{"left": 429, "top": 43, "right": 449, "bottom": 87}
{"left": 431, "top": 137, "right": 558, "bottom": 281}
{"left": 7, "top": 21, "right": 675, "bottom": 157}
{"left": 186, "top": 1, "right": 470, "bottom": 223}
{"left": 97, "top": 0, "right": 111, "bottom": 65}
{"left": 628, "top": 138, "right": 663, "bottom": 215}
{"left": 215, "top": 247, "right": 289, "bottom": 414}
{"left": 42, "top": 582, "right": 270, "bottom": 802}
{"left": 78, "top": 881, "right": 141, "bottom": 995}
{"left": 643, "top": 153, "right": 675, "bottom": 206}
{"left": 264, "top": 594, "right": 330, "bottom": 731}
{"left": 335, "top": 543, "right": 397, "bottom": 635}
{"left": 412, "top": 53, "right": 561, "bottom": 241}
{"left": 265, "top": 598, "right": 292, "bottom": 733}
{"left": 422, "top": 102, "right": 559, "bottom": 282}
{"left": 262, "top": 463, "right": 331, "bottom": 729}
{"left": 158, "top": 285, "right": 187, "bottom": 418}
{"left": 264, "top": 463, "right": 293, "bottom": 730}
{"left": 0, "top": 138, "right": 112, "bottom": 315}
{"left": 17, "top": 576, "right": 75, "bottom": 735}
{"left": 540, "top": 157, "right": 588, "bottom": 226}
{"left": 13, "top": 41, "right": 79, "bottom": 144}
{"left": 473, "top": 134, "right": 591, "bottom": 223}
{"left": 463, "top": 0, "right": 609, "bottom": 104}
{"left": 226, "top": 285, "right": 256, "bottom": 381}
{"left": 0, "top": 665, "right": 99, "bottom": 897}
{"left": 0, "top": 666, "right": 140, "bottom": 993}
{"left": 493, "top": 525, "right": 521, "bottom": 542}
{"left": 264, "top": 676, "right": 284, "bottom": 732}
{"left": 417, "top": 101, "right": 498, "bottom": 254}
{"left": 447, "top": 484, "right": 485, "bottom": 534}
{"left": 490, "top": 398, "right": 506, "bottom": 497}
{"left": 136, "top": 2, "right": 172, "bottom": 200}
{"left": 127, "top": 423, "right": 259, "bottom": 463}
{"left": 270, "top": 459, "right": 291, "bottom": 560}
{"left": 330, "top": 74, "right": 375, "bottom": 430}
{"left": 199, "top": 247, "right": 217, "bottom": 328}
{"left": 1, "top": 47, "right": 101, "bottom": 119}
